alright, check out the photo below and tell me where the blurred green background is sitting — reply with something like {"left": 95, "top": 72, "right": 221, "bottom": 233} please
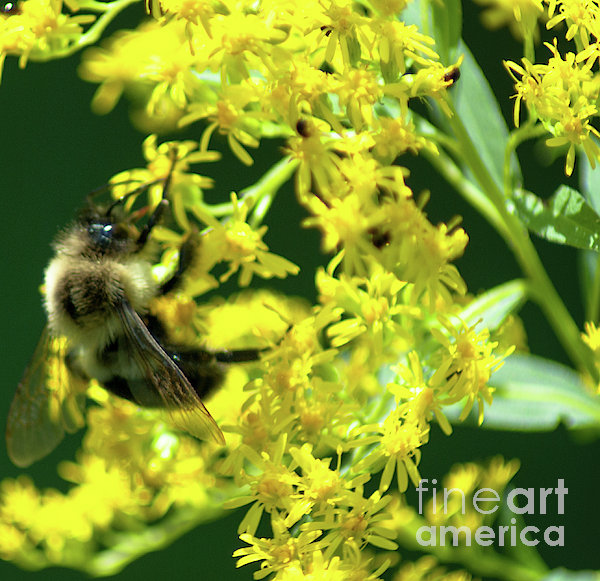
{"left": 0, "top": 2, "right": 598, "bottom": 579}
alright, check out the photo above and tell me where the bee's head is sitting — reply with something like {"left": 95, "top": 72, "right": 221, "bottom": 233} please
{"left": 55, "top": 203, "right": 139, "bottom": 259}
{"left": 83, "top": 215, "right": 135, "bottom": 254}
{"left": 57, "top": 177, "right": 169, "bottom": 259}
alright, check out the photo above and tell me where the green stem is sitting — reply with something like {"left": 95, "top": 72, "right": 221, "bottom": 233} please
{"left": 85, "top": 504, "right": 225, "bottom": 576}
{"left": 503, "top": 122, "right": 546, "bottom": 195}
{"left": 422, "top": 145, "right": 510, "bottom": 241}
{"left": 522, "top": 31, "right": 536, "bottom": 64}
{"left": 443, "top": 102, "right": 598, "bottom": 381}
{"left": 242, "top": 156, "right": 299, "bottom": 228}
{"left": 195, "top": 157, "right": 298, "bottom": 222}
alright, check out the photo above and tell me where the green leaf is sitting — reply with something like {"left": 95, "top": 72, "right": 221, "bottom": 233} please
{"left": 402, "top": 2, "right": 521, "bottom": 190}
{"left": 452, "top": 42, "right": 522, "bottom": 191}
{"left": 443, "top": 353, "right": 600, "bottom": 432}
{"left": 430, "top": 0, "right": 462, "bottom": 64}
{"left": 577, "top": 153, "right": 600, "bottom": 321}
{"left": 408, "top": 0, "right": 461, "bottom": 64}
{"left": 511, "top": 186, "right": 600, "bottom": 251}
{"left": 578, "top": 151, "right": 600, "bottom": 214}
{"left": 456, "top": 279, "right": 528, "bottom": 331}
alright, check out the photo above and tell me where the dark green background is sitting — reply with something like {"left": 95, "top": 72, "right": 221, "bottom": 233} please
{"left": 0, "top": 2, "right": 598, "bottom": 579}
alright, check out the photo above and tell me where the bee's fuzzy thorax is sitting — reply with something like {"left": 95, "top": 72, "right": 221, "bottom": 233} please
{"left": 44, "top": 233, "right": 158, "bottom": 350}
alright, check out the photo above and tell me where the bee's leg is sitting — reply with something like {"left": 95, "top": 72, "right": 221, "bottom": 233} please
{"left": 137, "top": 152, "right": 177, "bottom": 249}
{"left": 212, "top": 321, "right": 292, "bottom": 363}
{"left": 214, "top": 349, "right": 264, "bottom": 363}
{"left": 168, "top": 346, "right": 226, "bottom": 399}
{"left": 136, "top": 199, "right": 169, "bottom": 249}
{"left": 159, "top": 233, "right": 199, "bottom": 295}
{"left": 144, "top": 313, "right": 170, "bottom": 343}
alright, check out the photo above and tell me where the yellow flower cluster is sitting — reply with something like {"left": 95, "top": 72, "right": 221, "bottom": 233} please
{"left": 419, "top": 457, "right": 521, "bottom": 541}
{"left": 73, "top": 0, "right": 459, "bottom": 152}
{"left": 502, "top": 0, "right": 600, "bottom": 175}
{"left": 0, "top": 0, "right": 513, "bottom": 578}
{"left": 0, "top": 0, "right": 94, "bottom": 78}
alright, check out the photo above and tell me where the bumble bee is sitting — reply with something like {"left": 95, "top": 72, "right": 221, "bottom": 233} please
{"left": 6, "top": 175, "right": 262, "bottom": 468}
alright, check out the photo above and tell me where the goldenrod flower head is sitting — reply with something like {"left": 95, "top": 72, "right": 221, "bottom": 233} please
{"left": 582, "top": 320, "right": 600, "bottom": 352}
{"left": 373, "top": 19, "right": 438, "bottom": 78}
{"left": 110, "top": 135, "right": 219, "bottom": 233}
{"left": 193, "top": 192, "right": 300, "bottom": 286}
{"left": 0, "top": 0, "right": 93, "bottom": 78}
{"left": 430, "top": 317, "right": 509, "bottom": 423}
{"left": 545, "top": 0, "right": 600, "bottom": 44}
{"left": 234, "top": 526, "right": 324, "bottom": 580}
{"left": 152, "top": 0, "right": 217, "bottom": 41}
{"left": 505, "top": 3, "right": 600, "bottom": 175}
{"left": 424, "top": 458, "right": 519, "bottom": 534}
{"left": 372, "top": 117, "right": 439, "bottom": 163}
{"left": 351, "top": 407, "right": 428, "bottom": 494}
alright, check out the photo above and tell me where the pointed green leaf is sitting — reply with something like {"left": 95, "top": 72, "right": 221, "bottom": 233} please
{"left": 403, "top": 0, "right": 521, "bottom": 190}
{"left": 511, "top": 186, "right": 600, "bottom": 251}
{"left": 452, "top": 42, "right": 522, "bottom": 190}
{"left": 457, "top": 279, "right": 528, "bottom": 330}
{"left": 579, "top": 152, "right": 600, "bottom": 214}
{"left": 430, "top": 0, "right": 462, "bottom": 64}
{"left": 577, "top": 154, "right": 600, "bottom": 321}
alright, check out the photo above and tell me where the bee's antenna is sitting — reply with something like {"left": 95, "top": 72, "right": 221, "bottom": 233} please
{"left": 104, "top": 179, "right": 164, "bottom": 218}
{"left": 86, "top": 179, "right": 145, "bottom": 210}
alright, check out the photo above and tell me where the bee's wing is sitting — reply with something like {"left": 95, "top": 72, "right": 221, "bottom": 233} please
{"left": 115, "top": 300, "right": 225, "bottom": 446}
{"left": 6, "top": 328, "right": 86, "bottom": 468}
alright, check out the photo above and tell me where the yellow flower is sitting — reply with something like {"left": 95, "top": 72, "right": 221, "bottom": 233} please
{"left": 0, "top": 522, "right": 27, "bottom": 561}
{"left": 0, "top": 476, "right": 41, "bottom": 530}
{"left": 182, "top": 83, "right": 264, "bottom": 166}
{"left": 109, "top": 134, "right": 219, "bottom": 233}
{"left": 372, "top": 117, "right": 438, "bottom": 164}
{"left": 392, "top": 352, "right": 454, "bottom": 435}
{"left": 582, "top": 321, "right": 600, "bottom": 352}
{"left": 151, "top": 0, "right": 217, "bottom": 42}
{"left": 300, "top": 489, "right": 398, "bottom": 558}
{"left": 350, "top": 406, "right": 428, "bottom": 493}
{"left": 79, "top": 21, "right": 161, "bottom": 114}
{"left": 336, "top": 68, "right": 381, "bottom": 131}
{"left": 234, "top": 524, "right": 323, "bottom": 580}
{"left": 545, "top": 0, "right": 599, "bottom": 44}
{"left": 371, "top": 19, "right": 439, "bottom": 77}
{"left": 1, "top": 0, "right": 93, "bottom": 78}
{"left": 431, "top": 317, "right": 511, "bottom": 423}
{"left": 225, "top": 434, "right": 301, "bottom": 535}
{"left": 289, "top": 444, "right": 370, "bottom": 522}
{"left": 195, "top": 192, "right": 299, "bottom": 286}
{"left": 308, "top": 0, "right": 369, "bottom": 69}
{"left": 505, "top": 40, "right": 600, "bottom": 176}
